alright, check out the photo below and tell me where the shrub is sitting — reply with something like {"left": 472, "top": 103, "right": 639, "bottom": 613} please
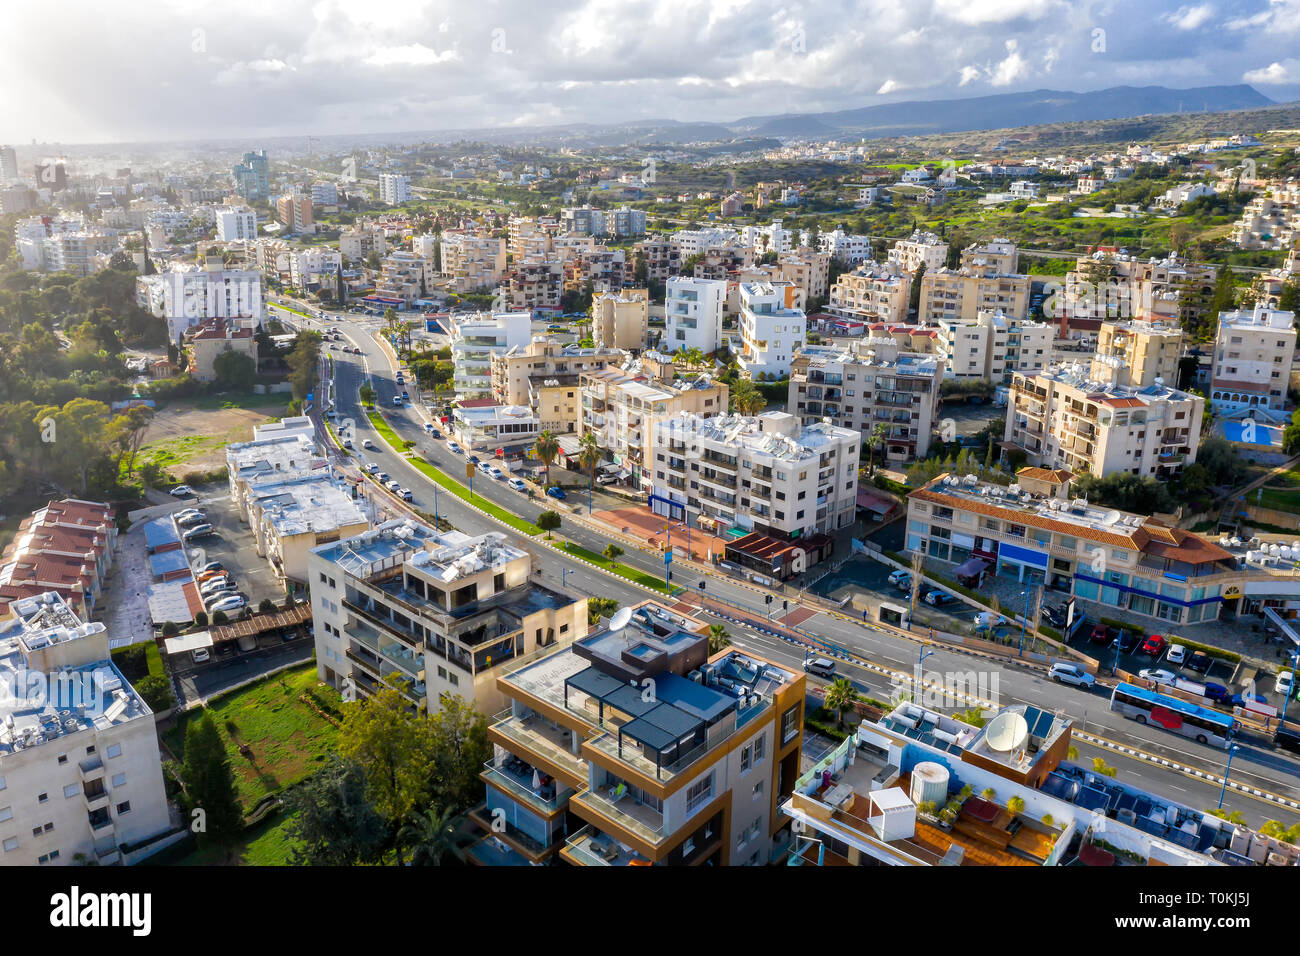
{"left": 258, "top": 598, "right": 275, "bottom": 614}
{"left": 135, "top": 675, "right": 175, "bottom": 712}
{"left": 160, "top": 621, "right": 180, "bottom": 638}
{"left": 211, "top": 610, "right": 229, "bottom": 625}
{"left": 193, "top": 612, "right": 208, "bottom": 627}
{"left": 1008, "top": 796, "right": 1026, "bottom": 814}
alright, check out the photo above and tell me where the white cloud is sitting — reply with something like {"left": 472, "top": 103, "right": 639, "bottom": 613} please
{"left": 1163, "top": 4, "right": 1214, "bottom": 30}
{"left": 990, "top": 39, "right": 1030, "bottom": 86}
{"left": 1243, "top": 60, "right": 1297, "bottom": 83}
{"left": 933, "top": 0, "right": 1057, "bottom": 26}
{"left": 958, "top": 65, "right": 982, "bottom": 86}
{"left": 877, "top": 79, "right": 900, "bottom": 95}
{"left": 363, "top": 44, "right": 459, "bottom": 67}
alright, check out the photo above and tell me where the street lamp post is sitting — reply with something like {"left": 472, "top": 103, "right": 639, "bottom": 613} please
{"left": 1280, "top": 648, "right": 1300, "bottom": 726}
{"left": 1018, "top": 584, "right": 1036, "bottom": 658}
{"left": 562, "top": 567, "right": 571, "bottom": 590}
{"left": 1217, "top": 744, "right": 1241, "bottom": 810}
{"left": 916, "top": 646, "right": 937, "bottom": 702}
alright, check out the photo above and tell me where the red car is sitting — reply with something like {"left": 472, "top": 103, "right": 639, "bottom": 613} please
{"left": 1141, "top": 634, "right": 1167, "bottom": 656}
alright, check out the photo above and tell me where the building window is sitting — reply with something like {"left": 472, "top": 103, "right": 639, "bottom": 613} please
{"left": 57, "top": 755, "right": 67, "bottom": 765}
{"left": 112, "top": 773, "right": 127, "bottom": 788}
{"left": 753, "top": 780, "right": 764, "bottom": 799}
{"left": 3, "top": 838, "right": 17, "bottom": 853}
{"left": 116, "top": 802, "right": 132, "bottom": 815}
{"left": 781, "top": 704, "right": 800, "bottom": 745}
{"left": 106, "top": 744, "right": 122, "bottom": 759}
{"left": 685, "top": 772, "right": 714, "bottom": 812}
{"left": 753, "top": 734, "right": 766, "bottom": 762}
{"left": 63, "top": 784, "right": 78, "bottom": 799}
{"left": 37, "top": 793, "right": 47, "bottom": 804}
{"left": 741, "top": 745, "right": 752, "bottom": 772}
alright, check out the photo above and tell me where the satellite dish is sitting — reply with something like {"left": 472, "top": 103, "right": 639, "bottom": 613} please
{"left": 609, "top": 607, "right": 632, "bottom": 632}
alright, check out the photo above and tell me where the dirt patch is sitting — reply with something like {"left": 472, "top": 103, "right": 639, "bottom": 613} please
{"left": 136, "top": 404, "right": 274, "bottom": 478}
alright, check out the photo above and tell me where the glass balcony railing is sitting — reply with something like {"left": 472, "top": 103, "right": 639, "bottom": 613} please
{"left": 482, "top": 760, "right": 576, "bottom": 815}
{"left": 573, "top": 787, "right": 665, "bottom": 846}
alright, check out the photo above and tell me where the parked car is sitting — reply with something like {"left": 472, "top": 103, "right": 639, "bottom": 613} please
{"left": 468, "top": 455, "right": 481, "bottom": 465}
{"left": 385, "top": 479, "right": 401, "bottom": 492}
{"left": 1166, "top": 643, "right": 1187, "bottom": 665}
{"left": 191, "top": 648, "right": 210, "bottom": 664}
{"left": 803, "top": 657, "right": 837, "bottom": 679}
{"left": 400, "top": 488, "right": 414, "bottom": 501}
{"left": 177, "top": 514, "right": 208, "bottom": 529}
{"left": 209, "top": 595, "right": 247, "bottom": 614}
{"left": 1048, "top": 663, "right": 1095, "bottom": 689}
{"left": 1187, "top": 650, "right": 1213, "bottom": 674}
{"left": 430, "top": 429, "right": 442, "bottom": 439}
{"left": 447, "top": 442, "right": 463, "bottom": 455}
{"left": 973, "top": 612, "right": 1006, "bottom": 631}
{"left": 197, "top": 561, "right": 224, "bottom": 574}
{"left": 1277, "top": 670, "right": 1295, "bottom": 698}
{"left": 1041, "top": 605, "right": 1069, "bottom": 629}
{"left": 203, "top": 591, "right": 238, "bottom": 610}
{"left": 596, "top": 472, "right": 619, "bottom": 486}
{"left": 1089, "top": 624, "right": 1115, "bottom": 645}
{"left": 1228, "top": 691, "right": 1269, "bottom": 709}
{"left": 196, "top": 569, "right": 226, "bottom": 584}
{"left": 392, "top": 395, "right": 403, "bottom": 407}
{"left": 364, "top": 462, "right": 379, "bottom": 474}
{"left": 887, "top": 569, "right": 911, "bottom": 588}
{"left": 546, "top": 486, "right": 567, "bottom": 500}
{"left": 174, "top": 509, "right": 203, "bottom": 521}
{"left": 200, "top": 577, "right": 234, "bottom": 596}
{"left": 1141, "top": 634, "right": 1168, "bottom": 656}
{"left": 508, "top": 477, "right": 528, "bottom": 492}
{"left": 923, "top": 589, "right": 954, "bottom": 607}
{"left": 170, "top": 484, "right": 193, "bottom": 497}
{"left": 1138, "top": 668, "right": 1177, "bottom": 687}
{"left": 489, "top": 466, "right": 506, "bottom": 481}
{"left": 1203, "top": 682, "right": 1230, "bottom": 703}
{"left": 1274, "top": 724, "right": 1300, "bottom": 754}
{"left": 477, "top": 461, "right": 493, "bottom": 475}
{"left": 182, "top": 524, "right": 215, "bottom": 540}
{"left": 376, "top": 472, "right": 391, "bottom": 483}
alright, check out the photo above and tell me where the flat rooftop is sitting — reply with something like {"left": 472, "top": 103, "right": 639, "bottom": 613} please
{"left": 1025, "top": 362, "right": 1196, "bottom": 404}
{"left": 251, "top": 477, "right": 367, "bottom": 537}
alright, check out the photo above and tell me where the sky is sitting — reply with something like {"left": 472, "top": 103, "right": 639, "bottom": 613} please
{"left": 3, "top": 0, "right": 1300, "bottom": 144}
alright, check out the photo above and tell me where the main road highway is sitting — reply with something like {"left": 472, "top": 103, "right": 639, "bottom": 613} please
{"left": 269, "top": 300, "right": 1300, "bottom": 828}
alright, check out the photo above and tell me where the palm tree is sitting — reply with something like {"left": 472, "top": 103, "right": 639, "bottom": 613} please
{"left": 823, "top": 677, "right": 861, "bottom": 730}
{"left": 397, "top": 805, "right": 458, "bottom": 866}
{"left": 866, "top": 423, "right": 886, "bottom": 474}
{"left": 578, "top": 431, "right": 601, "bottom": 515}
{"left": 534, "top": 430, "right": 560, "bottom": 488}
{"left": 708, "top": 624, "right": 732, "bottom": 653}
{"left": 731, "top": 379, "right": 766, "bottom": 416}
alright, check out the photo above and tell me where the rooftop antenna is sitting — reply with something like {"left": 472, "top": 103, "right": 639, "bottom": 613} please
{"left": 609, "top": 606, "right": 632, "bottom": 642}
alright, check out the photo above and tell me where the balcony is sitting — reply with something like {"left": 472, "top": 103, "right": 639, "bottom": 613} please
{"left": 468, "top": 804, "right": 566, "bottom": 861}
{"left": 489, "top": 711, "right": 588, "bottom": 787}
{"left": 78, "top": 755, "right": 104, "bottom": 783}
{"left": 572, "top": 786, "right": 665, "bottom": 847}
{"left": 562, "top": 824, "right": 654, "bottom": 866}
{"left": 701, "top": 453, "right": 737, "bottom": 473}
{"left": 346, "top": 645, "right": 383, "bottom": 677}
{"left": 83, "top": 785, "right": 110, "bottom": 812}
{"left": 88, "top": 812, "right": 114, "bottom": 836}
{"left": 481, "top": 759, "right": 576, "bottom": 817}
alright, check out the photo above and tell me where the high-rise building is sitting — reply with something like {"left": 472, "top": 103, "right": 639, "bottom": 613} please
{"left": 275, "top": 194, "right": 313, "bottom": 233}
{"left": 215, "top": 207, "right": 257, "bottom": 242}
{"left": 737, "top": 281, "right": 806, "bottom": 379}
{"left": 379, "top": 173, "right": 411, "bottom": 205}
{"left": 664, "top": 276, "right": 727, "bottom": 355}
{"left": 1210, "top": 307, "right": 1297, "bottom": 417}
{"left": 0, "top": 145, "right": 18, "bottom": 183}
{"left": 232, "top": 150, "right": 269, "bottom": 201}
{"left": 449, "top": 311, "right": 533, "bottom": 397}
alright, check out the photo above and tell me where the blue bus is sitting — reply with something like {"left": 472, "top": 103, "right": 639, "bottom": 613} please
{"left": 1109, "top": 682, "right": 1236, "bottom": 748}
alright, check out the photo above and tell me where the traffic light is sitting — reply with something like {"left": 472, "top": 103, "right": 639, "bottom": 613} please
{"left": 765, "top": 594, "right": 773, "bottom": 605}
{"left": 783, "top": 600, "right": 788, "bottom": 610}
{"left": 699, "top": 580, "right": 706, "bottom": 590}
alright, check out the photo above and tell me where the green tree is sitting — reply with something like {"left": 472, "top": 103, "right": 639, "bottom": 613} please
{"left": 284, "top": 755, "right": 388, "bottom": 866}
{"left": 337, "top": 676, "right": 437, "bottom": 827}
{"left": 286, "top": 331, "right": 323, "bottom": 401}
{"left": 866, "top": 422, "right": 887, "bottom": 474}
{"left": 135, "top": 675, "right": 174, "bottom": 711}
{"left": 534, "top": 429, "right": 560, "bottom": 487}
{"left": 426, "top": 693, "right": 492, "bottom": 813}
{"left": 708, "top": 624, "right": 732, "bottom": 654}
{"left": 908, "top": 262, "right": 925, "bottom": 316}
{"left": 359, "top": 382, "right": 376, "bottom": 407}
{"left": 180, "top": 712, "right": 243, "bottom": 849}
{"left": 398, "top": 805, "right": 459, "bottom": 866}
{"left": 602, "top": 543, "right": 624, "bottom": 561}
{"left": 578, "top": 431, "right": 601, "bottom": 507}
{"left": 823, "top": 677, "right": 861, "bottom": 729}
{"left": 537, "top": 510, "right": 561, "bottom": 536}
{"left": 588, "top": 597, "right": 619, "bottom": 626}
{"left": 212, "top": 349, "right": 257, "bottom": 391}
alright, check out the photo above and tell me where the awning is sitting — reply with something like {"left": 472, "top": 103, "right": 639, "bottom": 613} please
{"left": 617, "top": 469, "right": 630, "bottom": 479}
{"left": 164, "top": 631, "right": 213, "bottom": 655}
{"left": 954, "top": 557, "right": 991, "bottom": 578}
{"left": 856, "top": 491, "right": 894, "bottom": 515}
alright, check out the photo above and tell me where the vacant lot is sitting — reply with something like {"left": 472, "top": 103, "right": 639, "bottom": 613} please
{"left": 133, "top": 402, "right": 279, "bottom": 479}
{"left": 164, "top": 664, "right": 342, "bottom": 809}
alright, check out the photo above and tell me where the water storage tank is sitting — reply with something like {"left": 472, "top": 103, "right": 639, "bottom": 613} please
{"left": 910, "top": 761, "right": 950, "bottom": 806}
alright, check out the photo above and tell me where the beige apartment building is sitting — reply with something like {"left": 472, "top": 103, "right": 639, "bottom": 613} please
{"left": 789, "top": 339, "right": 944, "bottom": 463}
{"left": 1058, "top": 252, "right": 1216, "bottom": 334}
{"left": 1006, "top": 364, "right": 1204, "bottom": 479}
{"left": 591, "top": 289, "right": 650, "bottom": 350}
{"left": 338, "top": 225, "right": 387, "bottom": 262}
{"left": 919, "top": 268, "right": 1031, "bottom": 324}
{"left": 888, "top": 231, "right": 949, "bottom": 273}
{"left": 775, "top": 247, "right": 831, "bottom": 302}
{"left": 633, "top": 237, "right": 682, "bottom": 281}
{"left": 936, "top": 310, "right": 1051, "bottom": 382}
{"left": 439, "top": 232, "right": 508, "bottom": 292}
{"left": 959, "top": 238, "right": 1019, "bottom": 274}
{"left": 827, "top": 261, "right": 911, "bottom": 322}
{"left": 187, "top": 317, "right": 258, "bottom": 383}
{"left": 491, "top": 339, "right": 625, "bottom": 433}
{"left": 1091, "top": 320, "right": 1185, "bottom": 388}
{"left": 506, "top": 260, "right": 564, "bottom": 312}
{"left": 1210, "top": 307, "right": 1297, "bottom": 416}
{"left": 580, "top": 356, "right": 728, "bottom": 490}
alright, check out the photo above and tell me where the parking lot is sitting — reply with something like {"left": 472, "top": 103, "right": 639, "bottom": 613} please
{"left": 179, "top": 482, "right": 285, "bottom": 614}
{"left": 809, "top": 556, "right": 980, "bottom": 635}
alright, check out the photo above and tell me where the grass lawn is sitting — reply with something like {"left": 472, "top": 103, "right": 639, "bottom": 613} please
{"left": 164, "top": 664, "right": 341, "bottom": 809}
{"left": 172, "top": 808, "right": 303, "bottom": 866}
{"left": 1255, "top": 469, "right": 1300, "bottom": 513}
{"left": 126, "top": 434, "right": 229, "bottom": 481}
{"left": 560, "top": 542, "right": 677, "bottom": 594}
{"left": 271, "top": 302, "right": 313, "bottom": 319}
{"left": 365, "top": 410, "right": 416, "bottom": 451}
{"left": 407, "top": 456, "right": 542, "bottom": 536}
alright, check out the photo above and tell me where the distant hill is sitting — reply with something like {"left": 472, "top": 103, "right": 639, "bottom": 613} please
{"left": 730, "top": 85, "right": 1273, "bottom": 140}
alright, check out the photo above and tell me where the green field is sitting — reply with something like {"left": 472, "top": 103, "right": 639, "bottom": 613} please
{"left": 1255, "top": 470, "right": 1300, "bottom": 514}
{"left": 164, "top": 664, "right": 342, "bottom": 808}
{"left": 170, "top": 808, "right": 303, "bottom": 866}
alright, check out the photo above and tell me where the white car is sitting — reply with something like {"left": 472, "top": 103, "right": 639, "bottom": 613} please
{"left": 887, "top": 569, "right": 911, "bottom": 587}
{"left": 363, "top": 439, "right": 375, "bottom": 450}
{"left": 191, "top": 648, "right": 210, "bottom": 664}
{"left": 507, "top": 478, "right": 528, "bottom": 492}
{"left": 1048, "top": 663, "right": 1095, "bottom": 689}
{"left": 174, "top": 508, "right": 203, "bottom": 521}
{"left": 1139, "top": 668, "right": 1178, "bottom": 687}
{"left": 1277, "top": 670, "right": 1295, "bottom": 697}
{"left": 170, "top": 485, "right": 193, "bottom": 497}
{"left": 1166, "top": 644, "right": 1187, "bottom": 665}
{"left": 489, "top": 467, "right": 506, "bottom": 481}
{"left": 364, "top": 463, "right": 380, "bottom": 474}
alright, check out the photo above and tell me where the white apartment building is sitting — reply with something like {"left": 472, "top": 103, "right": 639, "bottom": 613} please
{"left": 379, "top": 173, "right": 411, "bottom": 205}
{"left": 649, "top": 411, "right": 860, "bottom": 544}
{"left": 826, "top": 261, "right": 911, "bottom": 323}
{"left": 815, "top": 228, "right": 874, "bottom": 265}
{"left": 1210, "top": 307, "right": 1297, "bottom": 417}
{"left": 449, "top": 311, "right": 533, "bottom": 398}
{"left": 937, "top": 311, "right": 1052, "bottom": 383}
{"left": 743, "top": 219, "right": 795, "bottom": 255}
{"left": 1006, "top": 364, "right": 1205, "bottom": 479}
{"left": 960, "top": 238, "right": 1019, "bottom": 275}
{"left": 737, "top": 281, "right": 806, "bottom": 379}
{"left": 156, "top": 258, "right": 264, "bottom": 344}
{"left": 789, "top": 340, "right": 944, "bottom": 463}
{"left": 671, "top": 227, "right": 740, "bottom": 258}
{"left": 665, "top": 276, "right": 727, "bottom": 354}
{"left": 215, "top": 207, "right": 257, "bottom": 242}
{"left": 888, "top": 231, "right": 949, "bottom": 273}
{"left": 438, "top": 232, "right": 507, "bottom": 292}
{"left": 309, "top": 520, "right": 586, "bottom": 716}
{"left": 289, "top": 248, "right": 342, "bottom": 290}
{"left": 375, "top": 251, "right": 435, "bottom": 306}
{"left": 0, "top": 593, "right": 172, "bottom": 867}
{"left": 452, "top": 403, "right": 540, "bottom": 452}
{"left": 226, "top": 429, "right": 324, "bottom": 522}
{"left": 411, "top": 233, "right": 439, "bottom": 259}
{"left": 311, "top": 181, "right": 339, "bottom": 205}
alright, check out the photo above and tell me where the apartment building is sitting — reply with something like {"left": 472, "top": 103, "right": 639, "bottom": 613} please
{"left": 288, "top": 248, "right": 342, "bottom": 291}
{"left": 737, "top": 281, "right": 806, "bottom": 379}
{"left": 665, "top": 276, "right": 727, "bottom": 354}
{"left": 960, "top": 237, "right": 1019, "bottom": 274}
{"left": 826, "top": 260, "right": 911, "bottom": 323}
{"left": 0, "top": 500, "right": 116, "bottom": 620}
{"left": 919, "top": 267, "right": 1031, "bottom": 324}
{"left": 649, "top": 411, "right": 859, "bottom": 552}
{"left": 379, "top": 173, "right": 411, "bottom": 205}
{"left": 450, "top": 311, "right": 533, "bottom": 398}
{"left": 1091, "top": 320, "right": 1185, "bottom": 388}
{"left": 0, "top": 592, "right": 172, "bottom": 866}
{"left": 774, "top": 247, "right": 831, "bottom": 303}
{"left": 275, "top": 194, "right": 313, "bottom": 233}
{"left": 633, "top": 237, "right": 681, "bottom": 281}
{"left": 490, "top": 339, "right": 625, "bottom": 429}
{"left": 507, "top": 216, "right": 560, "bottom": 259}
{"left": 816, "top": 228, "right": 874, "bottom": 265}
{"left": 311, "top": 181, "right": 339, "bottom": 205}
{"left": 1006, "top": 364, "right": 1204, "bottom": 479}
{"left": 310, "top": 521, "right": 586, "bottom": 716}
{"left": 580, "top": 358, "right": 728, "bottom": 489}
{"left": 1058, "top": 252, "right": 1217, "bottom": 334}
{"left": 888, "top": 231, "right": 949, "bottom": 273}
{"left": 789, "top": 340, "right": 943, "bottom": 463}
{"left": 438, "top": 232, "right": 507, "bottom": 292}
{"left": 243, "top": 472, "right": 370, "bottom": 584}
{"left": 187, "top": 317, "right": 259, "bottom": 383}
{"left": 1231, "top": 184, "right": 1299, "bottom": 251}
{"left": 504, "top": 260, "right": 564, "bottom": 314}
{"left": 338, "top": 225, "right": 388, "bottom": 263}
{"left": 671, "top": 227, "right": 740, "bottom": 258}
{"left": 477, "top": 601, "right": 804, "bottom": 865}
{"left": 225, "top": 429, "right": 324, "bottom": 522}
{"left": 560, "top": 206, "right": 646, "bottom": 238}
{"left": 783, "top": 691, "right": 1261, "bottom": 867}
{"left": 375, "top": 251, "right": 434, "bottom": 307}
{"left": 691, "top": 240, "right": 755, "bottom": 281}
{"left": 937, "top": 310, "right": 1052, "bottom": 383}
{"left": 232, "top": 150, "right": 269, "bottom": 201}
{"left": 1210, "top": 307, "right": 1297, "bottom": 416}
{"left": 590, "top": 289, "right": 649, "bottom": 350}
{"left": 452, "top": 402, "right": 541, "bottom": 453}
{"left": 567, "top": 247, "right": 628, "bottom": 294}
{"left": 215, "top": 206, "right": 257, "bottom": 242}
